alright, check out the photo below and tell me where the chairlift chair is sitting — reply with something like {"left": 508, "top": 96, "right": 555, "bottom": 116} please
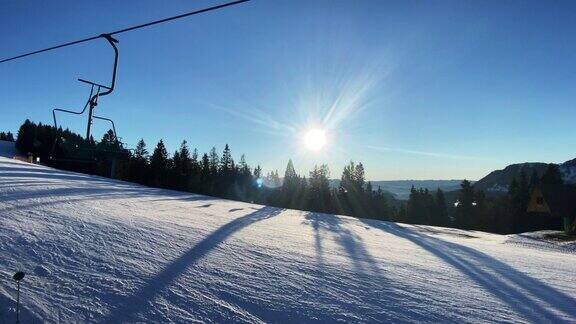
{"left": 49, "top": 34, "right": 129, "bottom": 173}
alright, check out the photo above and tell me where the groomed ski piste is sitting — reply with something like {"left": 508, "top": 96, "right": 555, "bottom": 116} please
{"left": 1, "top": 152, "right": 575, "bottom": 322}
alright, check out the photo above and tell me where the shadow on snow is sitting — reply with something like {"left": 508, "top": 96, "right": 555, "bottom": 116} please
{"left": 304, "top": 213, "right": 429, "bottom": 322}
{"left": 361, "top": 219, "right": 576, "bottom": 322}
{"left": 104, "top": 206, "right": 283, "bottom": 322}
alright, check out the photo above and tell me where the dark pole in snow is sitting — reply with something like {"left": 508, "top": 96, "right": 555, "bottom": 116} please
{"left": 16, "top": 281, "right": 20, "bottom": 323}
{"left": 13, "top": 272, "right": 25, "bottom": 324}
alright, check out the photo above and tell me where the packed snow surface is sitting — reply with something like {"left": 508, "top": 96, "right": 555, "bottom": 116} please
{"left": 1, "top": 157, "right": 575, "bottom": 323}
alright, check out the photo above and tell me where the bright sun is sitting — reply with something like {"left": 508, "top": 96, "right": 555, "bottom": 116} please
{"left": 303, "top": 128, "right": 327, "bottom": 151}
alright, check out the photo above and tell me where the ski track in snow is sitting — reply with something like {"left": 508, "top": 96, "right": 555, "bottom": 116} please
{"left": 0, "top": 157, "right": 575, "bottom": 323}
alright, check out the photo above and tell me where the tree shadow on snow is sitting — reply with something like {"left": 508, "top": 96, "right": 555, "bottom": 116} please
{"left": 362, "top": 219, "right": 576, "bottom": 322}
{"left": 0, "top": 185, "right": 174, "bottom": 215}
{"left": 305, "top": 213, "right": 382, "bottom": 277}
{"left": 304, "top": 213, "right": 428, "bottom": 322}
{"left": 0, "top": 167, "right": 116, "bottom": 184}
{"left": 0, "top": 164, "right": 215, "bottom": 208}
{"left": 104, "top": 206, "right": 283, "bottom": 322}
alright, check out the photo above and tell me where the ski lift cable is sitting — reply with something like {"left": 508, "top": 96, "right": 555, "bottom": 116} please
{"left": 0, "top": 0, "right": 250, "bottom": 64}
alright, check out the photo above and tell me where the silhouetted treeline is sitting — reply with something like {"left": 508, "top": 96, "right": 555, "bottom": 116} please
{"left": 16, "top": 119, "right": 129, "bottom": 175}
{"left": 395, "top": 186, "right": 450, "bottom": 227}
{"left": 265, "top": 161, "right": 396, "bottom": 220}
{"left": 13, "top": 119, "right": 568, "bottom": 234}
{"left": 400, "top": 164, "right": 567, "bottom": 234}
{"left": 0, "top": 131, "right": 15, "bottom": 142}
{"left": 14, "top": 119, "right": 396, "bottom": 222}
{"left": 128, "top": 140, "right": 397, "bottom": 220}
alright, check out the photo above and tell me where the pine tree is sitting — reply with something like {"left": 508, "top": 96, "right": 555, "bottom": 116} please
{"left": 220, "top": 144, "right": 234, "bottom": 174}
{"left": 373, "top": 185, "right": 391, "bottom": 220}
{"left": 433, "top": 188, "right": 449, "bottom": 226}
{"left": 16, "top": 119, "right": 35, "bottom": 154}
{"left": 253, "top": 165, "right": 262, "bottom": 179}
{"left": 215, "top": 144, "right": 236, "bottom": 196}
{"left": 336, "top": 161, "right": 372, "bottom": 216}
{"left": 134, "top": 139, "right": 149, "bottom": 160}
{"left": 129, "top": 138, "right": 149, "bottom": 184}
{"left": 364, "top": 181, "right": 376, "bottom": 218}
{"left": 353, "top": 162, "right": 365, "bottom": 193}
{"left": 455, "top": 180, "right": 475, "bottom": 229}
{"left": 339, "top": 161, "right": 355, "bottom": 194}
{"left": 473, "top": 189, "right": 488, "bottom": 230}
{"left": 235, "top": 154, "right": 254, "bottom": 200}
{"left": 209, "top": 147, "right": 219, "bottom": 176}
{"left": 540, "top": 164, "right": 563, "bottom": 185}
{"left": 508, "top": 170, "right": 531, "bottom": 232}
{"left": 187, "top": 148, "right": 201, "bottom": 192}
{"left": 191, "top": 148, "right": 199, "bottom": 170}
{"left": 238, "top": 154, "right": 250, "bottom": 175}
{"left": 149, "top": 139, "right": 169, "bottom": 187}
{"left": 173, "top": 140, "right": 192, "bottom": 190}
{"left": 283, "top": 160, "right": 298, "bottom": 186}
{"left": 0, "top": 131, "right": 15, "bottom": 141}
{"left": 366, "top": 181, "right": 373, "bottom": 194}
{"left": 168, "top": 150, "right": 181, "bottom": 188}
{"left": 282, "top": 159, "right": 300, "bottom": 207}
{"left": 100, "top": 129, "right": 117, "bottom": 146}
{"left": 307, "top": 164, "right": 331, "bottom": 212}
{"left": 396, "top": 203, "right": 407, "bottom": 222}
{"left": 179, "top": 141, "right": 191, "bottom": 168}
{"left": 266, "top": 170, "right": 281, "bottom": 187}
{"left": 200, "top": 153, "right": 211, "bottom": 194}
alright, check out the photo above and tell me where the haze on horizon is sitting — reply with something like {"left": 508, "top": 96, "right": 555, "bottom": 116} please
{"left": 1, "top": 0, "right": 575, "bottom": 181}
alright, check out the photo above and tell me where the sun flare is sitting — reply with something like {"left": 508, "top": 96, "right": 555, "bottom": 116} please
{"left": 303, "top": 128, "right": 327, "bottom": 151}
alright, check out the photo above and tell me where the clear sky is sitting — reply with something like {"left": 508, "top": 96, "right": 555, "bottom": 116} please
{"left": 1, "top": 0, "right": 575, "bottom": 180}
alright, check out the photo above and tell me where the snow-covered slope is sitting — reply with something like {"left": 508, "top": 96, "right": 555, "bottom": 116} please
{"left": 1, "top": 157, "right": 575, "bottom": 323}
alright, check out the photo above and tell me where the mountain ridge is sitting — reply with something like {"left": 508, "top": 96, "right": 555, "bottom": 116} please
{"left": 473, "top": 158, "right": 576, "bottom": 194}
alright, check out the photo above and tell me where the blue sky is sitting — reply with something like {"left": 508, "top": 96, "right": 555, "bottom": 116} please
{"left": 1, "top": 0, "right": 575, "bottom": 180}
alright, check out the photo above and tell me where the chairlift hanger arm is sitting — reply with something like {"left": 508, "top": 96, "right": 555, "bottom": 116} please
{"left": 0, "top": 0, "right": 250, "bottom": 64}
{"left": 93, "top": 115, "right": 117, "bottom": 139}
{"left": 78, "top": 79, "right": 111, "bottom": 91}
{"left": 84, "top": 34, "right": 118, "bottom": 109}
{"left": 98, "top": 34, "right": 118, "bottom": 97}
{"left": 52, "top": 85, "right": 96, "bottom": 129}
{"left": 83, "top": 34, "right": 117, "bottom": 140}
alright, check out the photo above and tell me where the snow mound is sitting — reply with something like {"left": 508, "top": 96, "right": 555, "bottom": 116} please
{"left": 1, "top": 157, "right": 575, "bottom": 322}
{"left": 506, "top": 231, "right": 576, "bottom": 254}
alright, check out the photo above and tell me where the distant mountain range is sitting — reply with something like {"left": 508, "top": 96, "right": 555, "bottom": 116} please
{"left": 472, "top": 158, "right": 576, "bottom": 194}
{"left": 561, "top": 158, "right": 576, "bottom": 183}
{"left": 340, "top": 157, "right": 576, "bottom": 201}
{"left": 329, "top": 179, "right": 469, "bottom": 200}
{"left": 472, "top": 163, "right": 549, "bottom": 193}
